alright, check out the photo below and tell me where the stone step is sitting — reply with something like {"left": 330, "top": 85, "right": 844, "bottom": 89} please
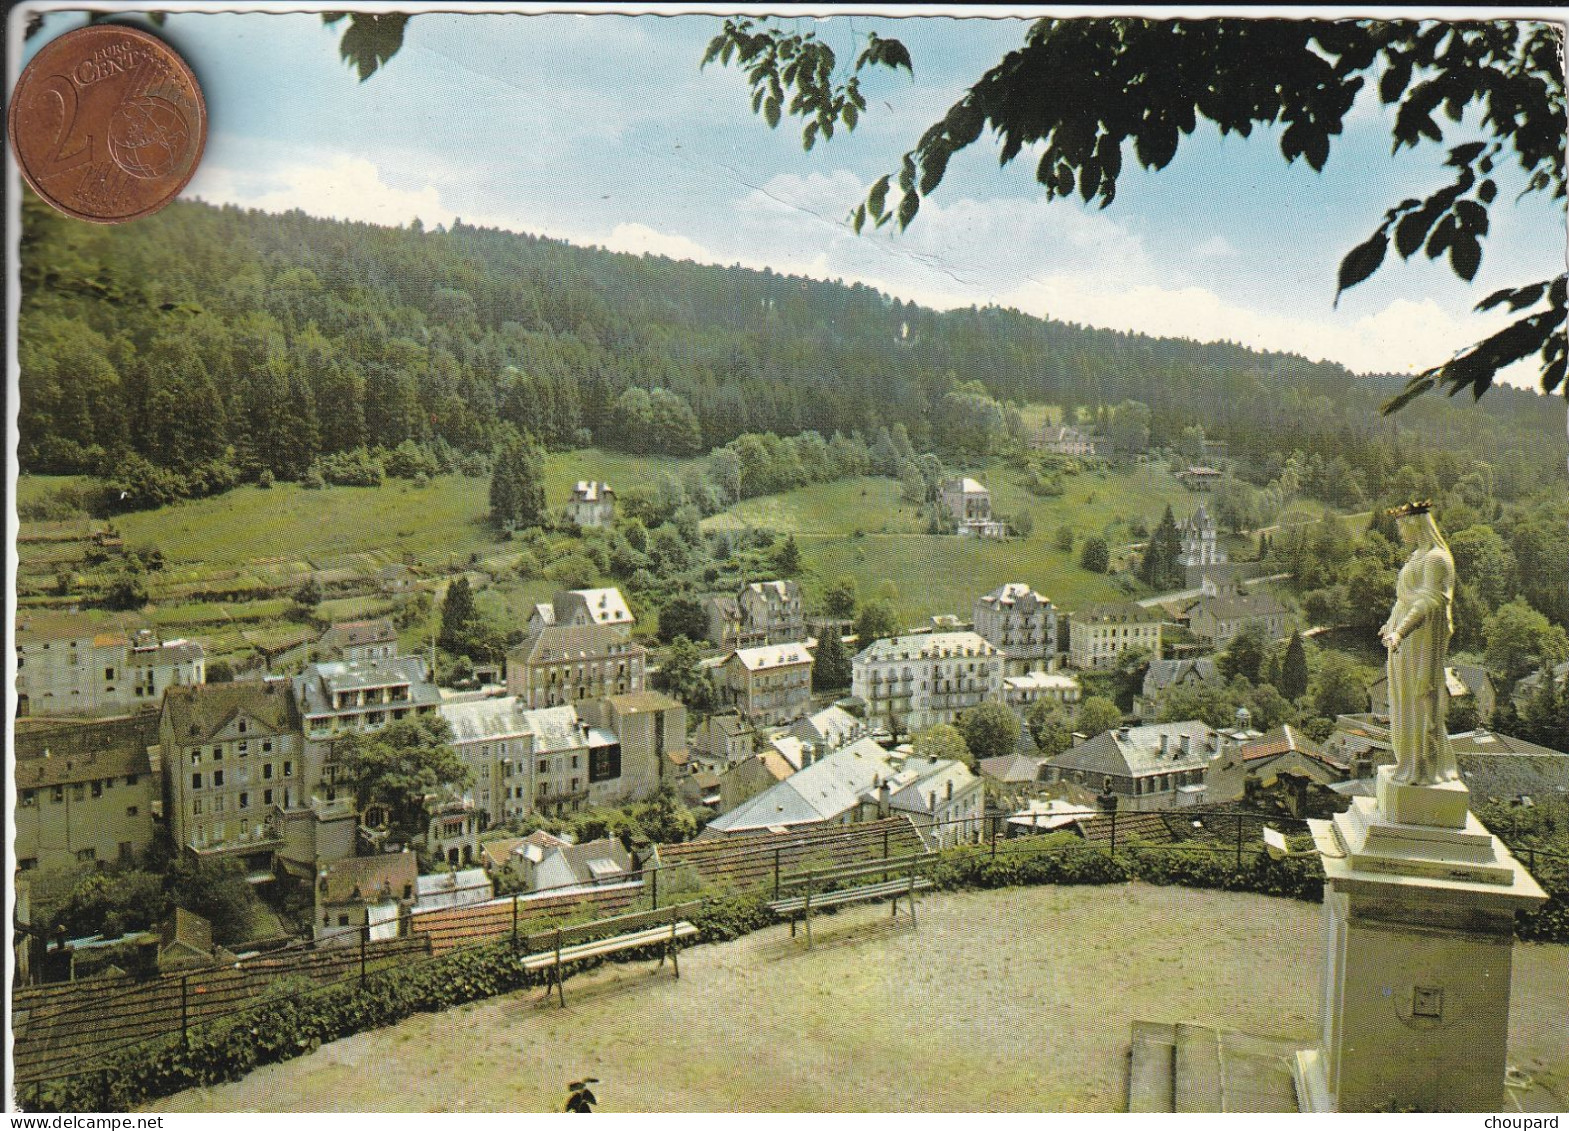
{"left": 1126, "top": 1021, "right": 1176, "bottom": 1113}
{"left": 1175, "top": 1022, "right": 1225, "bottom": 1112}
{"left": 1217, "top": 1029, "right": 1303, "bottom": 1112}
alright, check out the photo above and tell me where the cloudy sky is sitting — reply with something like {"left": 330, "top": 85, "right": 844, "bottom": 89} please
{"left": 20, "top": 6, "right": 1568, "bottom": 384}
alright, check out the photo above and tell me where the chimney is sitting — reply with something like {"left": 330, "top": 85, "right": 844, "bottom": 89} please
{"left": 946, "top": 779, "right": 954, "bottom": 801}
{"left": 1117, "top": 726, "right": 1131, "bottom": 741}
{"left": 1159, "top": 734, "right": 1170, "bottom": 757}
{"left": 877, "top": 780, "right": 890, "bottom": 819}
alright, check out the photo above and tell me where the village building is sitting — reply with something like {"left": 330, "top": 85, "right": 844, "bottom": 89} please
{"left": 701, "top": 737, "right": 980, "bottom": 845}
{"left": 501, "top": 833, "right": 635, "bottom": 893}
{"left": 316, "top": 618, "right": 398, "bottom": 663}
{"left": 505, "top": 624, "right": 646, "bottom": 709}
{"left": 1001, "top": 671, "right": 1082, "bottom": 714}
{"left": 1513, "top": 660, "right": 1569, "bottom": 713}
{"left": 939, "top": 477, "right": 1009, "bottom": 538}
{"left": 565, "top": 480, "right": 616, "bottom": 528}
{"left": 527, "top": 587, "right": 635, "bottom": 638}
{"left": 414, "top": 868, "right": 493, "bottom": 912}
{"left": 1204, "top": 724, "right": 1351, "bottom": 817}
{"left": 786, "top": 704, "right": 867, "bottom": 755}
{"left": 15, "top": 613, "right": 205, "bottom": 719}
{"left": 376, "top": 564, "right": 419, "bottom": 594}
{"left": 292, "top": 656, "right": 442, "bottom": 796}
{"left": 1043, "top": 721, "right": 1223, "bottom": 812}
{"left": 703, "top": 579, "right": 807, "bottom": 651}
{"left": 1135, "top": 657, "right": 1223, "bottom": 721}
{"left": 1369, "top": 662, "right": 1496, "bottom": 723}
{"left": 423, "top": 795, "right": 484, "bottom": 867}
{"left": 14, "top": 714, "right": 163, "bottom": 873}
{"left": 1176, "top": 504, "right": 1226, "bottom": 569}
{"left": 1175, "top": 466, "right": 1225, "bottom": 491}
{"left": 160, "top": 681, "right": 303, "bottom": 869}
{"left": 973, "top": 583, "right": 1057, "bottom": 675}
{"left": 1185, "top": 590, "right": 1290, "bottom": 648}
{"left": 716, "top": 749, "right": 797, "bottom": 814}
{"left": 315, "top": 850, "right": 417, "bottom": 942}
{"left": 1033, "top": 424, "right": 1105, "bottom": 457}
{"left": 156, "top": 908, "right": 233, "bottom": 971}
{"left": 689, "top": 711, "right": 755, "bottom": 771}
{"left": 977, "top": 752, "right": 1051, "bottom": 809}
{"left": 717, "top": 642, "right": 814, "bottom": 726}
{"left": 851, "top": 631, "right": 1004, "bottom": 734}
{"left": 577, "top": 691, "right": 685, "bottom": 798}
{"left": 1067, "top": 603, "right": 1164, "bottom": 670}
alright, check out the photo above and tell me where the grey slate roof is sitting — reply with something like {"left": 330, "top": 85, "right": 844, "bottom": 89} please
{"left": 512, "top": 624, "right": 645, "bottom": 665}
{"left": 1142, "top": 658, "right": 1221, "bottom": 696}
{"left": 1046, "top": 721, "right": 1216, "bottom": 780}
{"left": 162, "top": 680, "right": 299, "bottom": 743}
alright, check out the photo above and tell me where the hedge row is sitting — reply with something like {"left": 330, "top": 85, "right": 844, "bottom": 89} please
{"left": 19, "top": 834, "right": 1561, "bottom": 1112}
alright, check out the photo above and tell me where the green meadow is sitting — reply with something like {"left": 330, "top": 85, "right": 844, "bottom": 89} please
{"left": 707, "top": 459, "right": 1214, "bottom": 625}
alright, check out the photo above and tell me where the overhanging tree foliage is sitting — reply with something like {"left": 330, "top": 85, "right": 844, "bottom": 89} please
{"left": 707, "top": 16, "right": 1566, "bottom": 408}
{"left": 338, "top": 716, "right": 469, "bottom": 841}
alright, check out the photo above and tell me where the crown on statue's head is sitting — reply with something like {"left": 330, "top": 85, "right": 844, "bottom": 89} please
{"left": 1386, "top": 499, "right": 1434, "bottom": 517}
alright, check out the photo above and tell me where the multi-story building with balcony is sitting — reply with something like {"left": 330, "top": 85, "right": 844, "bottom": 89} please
{"left": 718, "top": 643, "right": 813, "bottom": 726}
{"left": 973, "top": 583, "right": 1057, "bottom": 675}
{"left": 705, "top": 579, "right": 806, "bottom": 651}
{"left": 291, "top": 656, "right": 442, "bottom": 796}
{"left": 851, "top": 631, "right": 1003, "bottom": 734}
{"left": 506, "top": 624, "right": 646, "bottom": 709}
{"left": 316, "top": 618, "right": 399, "bottom": 663}
{"left": 160, "top": 681, "right": 303, "bottom": 871}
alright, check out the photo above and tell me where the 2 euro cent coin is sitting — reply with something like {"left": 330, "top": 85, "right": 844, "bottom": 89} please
{"left": 8, "top": 24, "right": 206, "bottom": 223}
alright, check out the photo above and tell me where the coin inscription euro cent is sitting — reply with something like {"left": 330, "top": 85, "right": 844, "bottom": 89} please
{"left": 8, "top": 24, "right": 207, "bottom": 223}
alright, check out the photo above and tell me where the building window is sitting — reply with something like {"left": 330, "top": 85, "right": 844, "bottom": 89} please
{"left": 212, "top": 746, "right": 223, "bottom": 761}
{"left": 263, "top": 741, "right": 273, "bottom": 753}
{"left": 76, "top": 848, "right": 96, "bottom": 863}
{"left": 213, "top": 770, "right": 224, "bottom": 787}
{"left": 127, "top": 806, "right": 139, "bottom": 817}
{"left": 283, "top": 761, "right": 293, "bottom": 777}
{"left": 21, "top": 789, "right": 36, "bottom": 807}
{"left": 91, "top": 781, "right": 102, "bottom": 798}
{"left": 191, "top": 752, "right": 201, "bottom": 766}
{"left": 52, "top": 785, "right": 64, "bottom": 804}
{"left": 105, "top": 667, "right": 115, "bottom": 680}
{"left": 238, "top": 719, "right": 247, "bottom": 734}
{"left": 538, "top": 759, "right": 548, "bottom": 774}
{"left": 126, "top": 774, "right": 139, "bottom": 786}
{"left": 192, "top": 772, "right": 203, "bottom": 790}
{"left": 264, "top": 789, "right": 274, "bottom": 806}
{"left": 263, "top": 763, "right": 274, "bottom": 780}
{"left": 239, "top": 792, "right": 250, "bottom": 809}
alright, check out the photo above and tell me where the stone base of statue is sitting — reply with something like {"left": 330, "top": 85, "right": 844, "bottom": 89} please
{"left": 1297, "top": 778, "right": 1547, "bottom": 1113}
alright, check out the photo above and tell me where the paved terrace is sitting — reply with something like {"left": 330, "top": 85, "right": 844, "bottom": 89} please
{"left": 146, "top": 883, "right": 1567, "bottom": 1113}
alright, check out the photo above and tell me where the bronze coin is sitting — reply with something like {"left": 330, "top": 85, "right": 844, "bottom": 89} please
{"left": 8, "top": 24, "right": 206, "bottom": 223}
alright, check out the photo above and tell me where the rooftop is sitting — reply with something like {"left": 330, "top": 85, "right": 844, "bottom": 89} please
{"left": 513, "top": 624, "right": 645, "bottom": 665}
{"left": 856, "top": 631, "right": 998, "bottom": 663}
{"left": 727, "top": 643, "right": 813, "bottom": 671}
{"left": 319, "top": 851, "right": 417, "bottom": 905}
{"left": 1047, "top": 721, "right": 1218, "bottom": 779}
{"left": 162, "top": 680, "right": 300, "bottom": 744}
{"left": 16, "top": 713, "right": 162, "bottom": 788}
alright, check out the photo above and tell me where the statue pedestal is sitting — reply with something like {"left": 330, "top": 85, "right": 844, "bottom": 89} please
{"left": 1298, "top": 795, "right": 1547, "bottom": 1112}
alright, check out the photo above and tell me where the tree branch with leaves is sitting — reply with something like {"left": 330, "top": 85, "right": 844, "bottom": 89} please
{"left": 709, "top": 16, "right": 1566, "bottom": 408}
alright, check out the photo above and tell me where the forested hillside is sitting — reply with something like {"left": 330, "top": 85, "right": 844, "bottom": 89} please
{"left": 18, "top": 192, "right": 1565, "bottom": 509}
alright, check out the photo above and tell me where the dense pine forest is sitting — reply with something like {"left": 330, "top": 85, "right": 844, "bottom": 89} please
{"left": 18, "top": 193, "right": 1566, "bottom": 510}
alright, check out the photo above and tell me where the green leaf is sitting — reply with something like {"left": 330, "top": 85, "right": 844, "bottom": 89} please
{"left": 843, "top": 103, "right": 858, "bottom": 131}
{"left": 1335, "top": 231, "right": 1388, "bottom": 303}
{"left": 1449, "top": 235, "right": 1481, "bottom": 282}
{"left": 1478, "top": 179, "right": 1496, "bottom": 204}
{"left": 867, "top": 175, "right": 891, "bottom": 221}
{"left": 802, "top": 121, "right": 818, "bottom": 151}
{"left": 763, "top": 98, "right": 781, "bottom": 129}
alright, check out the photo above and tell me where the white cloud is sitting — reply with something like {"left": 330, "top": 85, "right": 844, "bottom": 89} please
{"left": 601, "top": 223, "right": 717, "bottom": 263}
{"left": 193, "top": 154, "right": 458, "bottom": 230}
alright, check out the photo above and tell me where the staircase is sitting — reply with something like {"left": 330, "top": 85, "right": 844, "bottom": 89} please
{"left": 1127, "top": 1021, "right": 1302, "bottom": 1113}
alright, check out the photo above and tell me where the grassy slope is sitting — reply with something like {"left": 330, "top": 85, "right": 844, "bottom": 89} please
{"left": 706, "top": 461, "right": 1208, "bottom": 625}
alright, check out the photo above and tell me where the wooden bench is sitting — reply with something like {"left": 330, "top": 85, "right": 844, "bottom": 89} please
{"left": 767, "top": 854, "right": 936, "bottom": 947}
{"left": 520, "top": 904, "right": 700, "bottom": 1008}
